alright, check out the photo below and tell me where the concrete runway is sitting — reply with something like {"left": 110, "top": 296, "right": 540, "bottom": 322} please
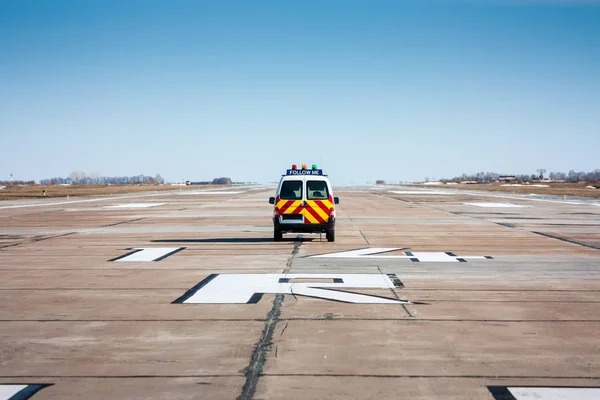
{"left": 0, "top": 187, "right": 599, "bottom": 399}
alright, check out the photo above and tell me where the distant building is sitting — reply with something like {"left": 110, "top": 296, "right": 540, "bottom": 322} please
{"left": 498, "top": 175, "right": 516, "bottom": 182}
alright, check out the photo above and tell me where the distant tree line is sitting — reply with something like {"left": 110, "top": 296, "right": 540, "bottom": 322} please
{"left": 440, "top": 169, "right": 600, "bottom": 183}
{"left": 39, "top": 171, "right": 165, "bottom": 185}
{"left": 0, "top": 180, "right": 35, "bottom": 185}
{"left": 189, "top": 177, "right": 233, "bottom": 185}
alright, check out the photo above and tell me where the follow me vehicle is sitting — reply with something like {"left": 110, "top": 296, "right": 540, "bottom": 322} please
{"left": 269, "top": 164, "right": 339, "bottom": 242}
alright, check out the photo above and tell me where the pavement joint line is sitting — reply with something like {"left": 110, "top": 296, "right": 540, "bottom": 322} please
{"left": 2, "top": 374, "right": 599, "bottom": 380}
{"left": 260, "top": 374, "right": 600, "bottom": 379}
{"left": 460, "top": 190, "right": 600, "bottom": 206}
{"left": 337, "top": 202, "right": 370, "bottom": 245}
{"left": 0, "top": 268, "right": 253, "bottom": 271}
{"left": 394, "top": 193, "right": 600, "bottom": 252}
{"left": 3, "top": 319, "right": 600, "bottom": 322}
{"left": 377, "top": 265, "right": 412, "bottom": 317}
{"left": 278, "top": 319, "right": 600, "bottom": 322}
{"left": 236, "top": 237, "right": 302, "bottom": 400}
{"left": 0, "top": 375, "right": 241, "bottom": 379}
{"left": 530, "top": 231, "right": 600, "bottom": 251}
{"left": 0, "top": 208, "right": 65, "bottom": 219}
{"left": 397, "top": 289, "right": 600, "bottom": 292}
{"left": 0, "top": 319, "right": 272, "bottom": 322}
{"left": 359, "top": 230, "right": 370, "bottom": 244}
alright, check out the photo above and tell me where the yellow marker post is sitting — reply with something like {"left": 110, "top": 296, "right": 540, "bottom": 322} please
{"left": 564, "top": 194, "right": 567, "bottom": 201}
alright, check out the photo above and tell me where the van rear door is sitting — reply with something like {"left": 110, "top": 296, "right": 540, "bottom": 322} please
{"left": 303, "top": 179, "right": 333, "bottom": 224}
{"left": 277, "top": 179, "right": 304, "bottom": 223}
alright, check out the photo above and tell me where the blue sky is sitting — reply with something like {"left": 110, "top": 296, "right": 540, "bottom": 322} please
{"left": 1, "top": 0, "right": 599, "bottom": 185}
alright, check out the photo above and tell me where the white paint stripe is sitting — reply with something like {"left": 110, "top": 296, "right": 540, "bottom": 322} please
{"left": 464, "top": 202, "right": 528, "bottom": 208}
{"left": 509, "top": 387, "right": 600, "bottom": 400}
{"left": 0, "top": 191, "right": 174, "bottom": 210}
{"left": 390, "top": 191, "right": 454, "bottom": 195}
{"left": 0, "top": 385, "right": 27, "bottom": 399}
{"left": 179, "top": 191, "right": 244, "bottom": 195}
{"left": 0, "top": 186, "right": 257, "bottom": 210}
{"left": 183, "top": 273, "right": 407, "bottom": 304}
{"left": 461, "top": 191, "right": 599, "bottom": 207}
{"left": 114, "top": 248, "right": 183, "bottom": 262}
{"left": 105, "top": 203, "right": 165, "bottom": 208}
{"left": 310, "top": 248, "right": 489, "bottom": 262}
{"left": 312, "top": 248, "right": 403, "bottom": 258}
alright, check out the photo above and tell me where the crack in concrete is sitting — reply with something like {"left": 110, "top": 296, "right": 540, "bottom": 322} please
{"left": 236, "top": 238, "right": 301, "bottom": 400}
{"left": 100, "top": 217, "right": 146, "bottom": 228}
{"left": 0, "top": 232, "right": 76, "bottom": 250}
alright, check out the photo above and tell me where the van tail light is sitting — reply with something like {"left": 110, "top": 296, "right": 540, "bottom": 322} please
{"left": 329, "top": 208, "right": 335, "bottom": 219}
{"left": 273, "top": 207, "right": 280, "bottom": 218}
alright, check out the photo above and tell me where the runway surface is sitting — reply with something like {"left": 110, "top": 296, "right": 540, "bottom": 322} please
{"left": 0, "top": 186, "right": 599, "bottom": 399}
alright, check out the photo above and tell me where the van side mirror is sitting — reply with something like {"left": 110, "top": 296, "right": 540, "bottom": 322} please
{"left": 334, "top": 197, "right": 339, "bottom": 204}
{"left": 269, "top": 197, "right": 275, "bottom": 204}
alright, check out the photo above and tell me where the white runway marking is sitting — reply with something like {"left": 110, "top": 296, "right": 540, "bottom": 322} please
{"left": 105, "top": 203, "right": 165, "bottom": 208}
{"left": 0, "top": 384, "right": 49, "bottom": 399}
{"left": 179, "top": 191, "right": 244, "bottom": 195}
{"left": 112, "top": 247, "right": 184, "bottom": 262}
{"left": 310, "top": 248, "right": 492, "bottom": 262}
{"left": 462, "top": 191, "right": 598, "bottom": 206}
{"left": 390, "top": 191, "right": 454, "bottom": 195}
{"left": 464, "top": 202, "right": 528, "bottom": 208}
{"left": 0, "top": 191, "right": 173, "bottom": 210}
{"left": 0, "top": 386, "right": 26, "bottom": 399}
{"left": 177, "top": 274, "right": 409, "bottom": 304}
{"left": 509, "top": 387, "right": 600, "bottom": 400}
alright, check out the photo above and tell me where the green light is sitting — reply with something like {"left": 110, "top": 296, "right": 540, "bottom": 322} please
{"left": 312, "top": 164, "right": 317, "bottom": 170}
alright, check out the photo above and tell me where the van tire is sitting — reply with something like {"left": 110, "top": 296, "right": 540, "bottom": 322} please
{"left": 274, "top": 228, "right": 282, "bottom": 242}
{"left": 326, "top": 229, "right": 335, "bottom": 242}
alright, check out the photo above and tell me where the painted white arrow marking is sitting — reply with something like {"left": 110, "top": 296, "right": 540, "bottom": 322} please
{"left": 0, "top": 386, "right": 26, "bottom": 400}
{"left": 312, "top": 248, "right": 402, "bottom": 258}
{"left": 464, "top": 202, "right": 528, "bottom": 208}
{"left": 105, "top": 203, "right": 165, "bottom": 208}
{"left": 310, "top": 248, "right": 492, "bottom": 262}
{"left": 0, "top": 385, "right": 50, "bottom": 400}
{"left": 508, "top": 387, "right": 600, "bottom": 400}
{"left": 112, "top": 247, "right": 184, "bottom": 262}
{"left": 176, "top": 274, "right": 408, "bottom": 304}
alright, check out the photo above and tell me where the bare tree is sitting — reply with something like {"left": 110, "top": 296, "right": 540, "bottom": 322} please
{"left": 70, "top": 171, "right": 87, "bottom": 184}
{"left": 536, "top": 168, "right": 546, "bottom": 179}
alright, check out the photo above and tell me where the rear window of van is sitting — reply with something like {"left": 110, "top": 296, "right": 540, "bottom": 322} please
{"left": 280, "top": 180, "right": 302, "bottom": 200}
{"left": 307, "top": 180, "right": 329, "bottom": 200}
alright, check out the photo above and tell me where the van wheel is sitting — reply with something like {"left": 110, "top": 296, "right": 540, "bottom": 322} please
{"left": 326, "top": 229, "right": 335, "bottom": 242}
{"left": 274, "top": 228, "right": 282, "bottom": 242}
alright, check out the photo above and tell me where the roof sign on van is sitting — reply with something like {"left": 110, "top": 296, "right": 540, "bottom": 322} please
{"left": 286, "top": 169, "right": 323, "bottom": 175}
{"left": 286, "top": 164, "right": 323, "bottom": 175}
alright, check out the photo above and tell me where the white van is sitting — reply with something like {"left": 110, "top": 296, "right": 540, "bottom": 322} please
{"left": 269, "top": 164, "right": 339, "bottom": 242}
